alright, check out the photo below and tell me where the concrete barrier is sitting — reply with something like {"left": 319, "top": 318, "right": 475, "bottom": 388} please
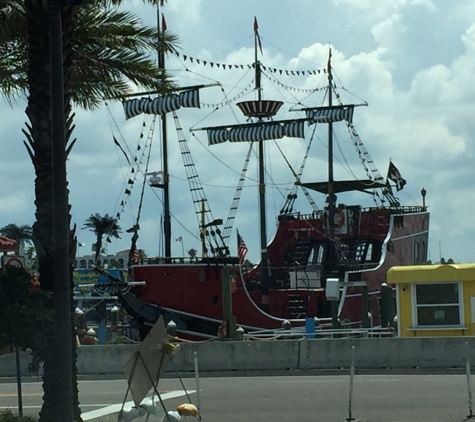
{"left": 170, "top": 339, "right": 300, "bottom": 372}
{"left": 76, "top": 344, "right": 137, "bottom": 375}
{"left": 2, "top": 337, "right": 475, "bottom": 378}
{"left": 298, "top": 337, "right": 475, "bottom": 370}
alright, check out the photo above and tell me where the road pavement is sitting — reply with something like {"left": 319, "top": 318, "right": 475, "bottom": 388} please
{"left": 1, "top": 373, "right": 474, "bottom": 421}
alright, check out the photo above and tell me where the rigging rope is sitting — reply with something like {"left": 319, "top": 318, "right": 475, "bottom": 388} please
{"left": 278, "top": 122, "right": 320, "bottom": 214}
{"left": 328, "top": 81, "right": 399, "bottom": 208}
{"left": 172, "top": 111, "right": 229, "bottom": 257}
{"left": 128, "top": 119, "right": 156, "bottom": 264}
{"left": 221, "top": 142, "right": 254, "bottom": 246}
{"left": 105, "top": 102, "right": 159, "bottom": 249}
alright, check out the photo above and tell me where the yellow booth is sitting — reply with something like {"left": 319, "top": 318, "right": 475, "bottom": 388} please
{"left": 388, "top": 263, "right": 475, "bottom": 337}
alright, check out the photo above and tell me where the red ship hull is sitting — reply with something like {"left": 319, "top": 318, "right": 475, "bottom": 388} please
{"left": 122, "top": 206, "right": 429, "bottom": 338}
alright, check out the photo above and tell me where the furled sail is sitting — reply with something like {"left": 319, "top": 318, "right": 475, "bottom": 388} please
{"left": 123, "top": 89, "right": 200, "bottom": 120}
{"left": 207, "top": 120, "right": 305, "bottom": 145}
{"left": 305, "top": 105, "right": 354, "bottom": 124}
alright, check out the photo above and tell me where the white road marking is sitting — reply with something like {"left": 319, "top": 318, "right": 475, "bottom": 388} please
{"left": 82, "top": 390, "right": 195, "bottom": 421}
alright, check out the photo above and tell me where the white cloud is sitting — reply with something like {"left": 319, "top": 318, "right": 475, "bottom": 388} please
{"left": 371, "top": 13, "right": 406, "bottom": 47}
{"left": 0, "top": 194, "right": 32, "bottom": 216}
{"left": 3, "top": 0, "right": 475, "bottom": 264}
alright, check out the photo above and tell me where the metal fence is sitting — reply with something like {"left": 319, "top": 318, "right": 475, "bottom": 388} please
{"left": 243, "top": 326, "right": 396, "bottom": 340}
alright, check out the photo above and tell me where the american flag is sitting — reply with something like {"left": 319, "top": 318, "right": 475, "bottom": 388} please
{"left": 133, "top": 248, "right": 139, "bottom": 262}
{"left": 237, "top": 230, "right": 248, "bottom": 266}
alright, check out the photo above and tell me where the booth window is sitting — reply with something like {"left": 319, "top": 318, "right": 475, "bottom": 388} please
{"left": 414, "top": 282, "right": 462, "bottom": 326}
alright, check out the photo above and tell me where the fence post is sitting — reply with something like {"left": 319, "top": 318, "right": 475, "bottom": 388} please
{"left": 346, "top": 345, "right": 356, "bottom": 421}
{"left": 466, "top": 341, "right": 474, "bottom": 419}
{"left": 194, "top": 351, "right": 201, "bottom": 412}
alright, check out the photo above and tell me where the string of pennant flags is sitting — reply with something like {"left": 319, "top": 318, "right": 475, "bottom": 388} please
{"left": 198, "top": 84, "right": 254, "bottom": 109}
{"left": 261, "top": 71, "right": 327, "bottom": 95}
{"left": 197, "top": 78, "right": 324, "bottom": 110}
{"left": 111, "top": 119, "right": 156, "bottom": 237}
{"left": 173, "top": 51, "right": 328, "bottom": 77}
{"left": 122, "top": 83, "right": 327, "bottom": 113}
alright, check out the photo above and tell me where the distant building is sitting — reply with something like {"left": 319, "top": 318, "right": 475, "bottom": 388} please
{"left": 74, "top": 250, "right": 131, "bottom": 270}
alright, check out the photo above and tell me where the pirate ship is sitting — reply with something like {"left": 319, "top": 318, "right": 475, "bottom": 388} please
{"left": 103, "top": 17, "right": 429, "bottom": 339}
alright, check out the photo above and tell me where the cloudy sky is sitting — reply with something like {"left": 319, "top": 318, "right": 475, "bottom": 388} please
{"left": 2, "top": 0, "right": 475, "bottom": 264}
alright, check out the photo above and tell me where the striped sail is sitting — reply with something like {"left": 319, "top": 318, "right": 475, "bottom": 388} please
{"left": 207, "top": 121, "right": 305, "bottom": 145}
{"left": 122, "top": 89, "right": 200, "bottom": 120}
{"left": 306, "top": 105, "right": 354, "bottom": 124}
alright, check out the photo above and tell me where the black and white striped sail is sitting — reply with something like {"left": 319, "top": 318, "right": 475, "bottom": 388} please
{"left": 304, "top": 105, "right": 355, "bottom": 124}
{"left": 206, "top": 120, "right": 306, "bottom": 145}
{"left": 122, "top": 89, "right": 200, "bottom": 120}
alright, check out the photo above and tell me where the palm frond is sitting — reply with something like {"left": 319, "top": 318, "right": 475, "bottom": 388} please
{"left": 70, "top": 6, "right": 178, "bottom": 108}
{"left": 101, "top": 0, "right": 167, "bottom": 8}
{"left": 0, "top": 1, "right": 179, "bottom": 108}
{"left": 0, "top": 0, "right": 28, "bottom": 102}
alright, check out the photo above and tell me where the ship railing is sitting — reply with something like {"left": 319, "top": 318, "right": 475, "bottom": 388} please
{"left": 136, "top": 256, "right": 200, "bottom": 265}
{"left": 279, "top": 211, "right": 325, "bottom": 221}
{"left": 81, "top": 322, "right": 140, "bottom": 344}
{"left": 363, "top": 205, "right": 427, "bottom": 213}
{"left": 291, "top": 205, "right": 427, "bottom": 222}
{"left": 136, "top": 256, "right": 239, "bottom": 265}
{"left": 243, "top": 326, "right": 396, "bottom": 340}
{"left": 300, "top": 211, "right": 324, "bottom": 220}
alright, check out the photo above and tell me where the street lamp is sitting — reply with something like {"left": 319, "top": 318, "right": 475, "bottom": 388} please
{"left": 421, "top": 187, "right": 427, "bottom": 208}
{"left": 76, "top": 242, "right": 85, "bottom": 268}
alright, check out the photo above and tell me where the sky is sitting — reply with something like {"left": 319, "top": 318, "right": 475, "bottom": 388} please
{"left": 1, "top": 0, "right": 475, "bottom": 264}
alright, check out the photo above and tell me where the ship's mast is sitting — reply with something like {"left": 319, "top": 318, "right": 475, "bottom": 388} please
{"left": 157, "top": 6, "right": 171, "bottom": 258}
{"left": 327, "top": 48, "right": 339, "bottom": 329}
{"left": 196, "top": 18, "right": 285, "bottom": 300}
{"left": 327, "top": 49, "right": 335, "bottom": 237}
{"left": 254, "top": 23, "right": 270, "bottom": 301}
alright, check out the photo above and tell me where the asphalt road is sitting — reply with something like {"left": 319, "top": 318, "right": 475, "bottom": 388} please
{"left": 1, "top": 373, "right": 474, "bottom": 421}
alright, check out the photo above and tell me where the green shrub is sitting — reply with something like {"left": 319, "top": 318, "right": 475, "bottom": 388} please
{"left": 0, "top": 410, "right": 37, "bottom": 421}
{"left": 0, "top": 267, "right": 53, "bottom": 373}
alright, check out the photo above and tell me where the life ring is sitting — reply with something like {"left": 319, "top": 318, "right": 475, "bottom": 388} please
{"left": 334, "top": 208, "right": 345, "bottom": 229}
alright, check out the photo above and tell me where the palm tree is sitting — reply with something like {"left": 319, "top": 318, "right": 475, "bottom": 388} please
{"left": 83, "top": 213, "right": 121, "bottom": 263}
{"left": 0, "top": 223, "right": 33, "bottom": 255}
{"left": 0, "top": 1, "right": 177, "bottom": 420}
{"left": 244, "top": 258, "right": 254, "bottom": 270}
{"left": 25, "top": 245, "right": 37, "bottom": 270}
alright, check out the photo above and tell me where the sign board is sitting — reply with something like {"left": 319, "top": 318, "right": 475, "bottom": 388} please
{"left": 1, "top": 255, "right": 25, "bottom": 269}
{"left": 325, "top": 278, "right": 340, "bottom": 300}
{"left": 73, "top": 268, "right": 128, "bottom": 297}
{"left": 124, "top": 316, "right": 173, "bottom": 406}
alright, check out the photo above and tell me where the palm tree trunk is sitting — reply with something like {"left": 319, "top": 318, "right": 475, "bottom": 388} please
{"left": 95, "top": 236, "right": 103, "bottom": 264}
{"left": 24, "top": 0, "right": 82, "bottom": 420}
